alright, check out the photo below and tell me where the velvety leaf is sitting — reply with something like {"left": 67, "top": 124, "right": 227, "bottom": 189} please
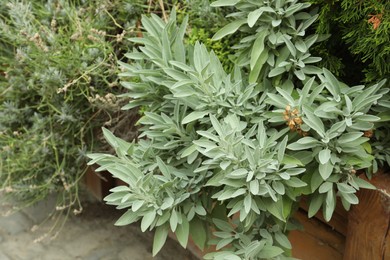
{"left": 318, "top": 149, "right": 331, "bottom": 164}
{"left": 190, "top": 217, "right": 207, "bottom": 250}
{"left": 153, "top": 225, "right": 169, "bottom": 256}
{"left": 257, "top": 246, "right": 284, "bottom": 258}
{"left": 182, "top": 111, "right": 209, "bottom": 124}
{"left": 176, "top": 215, "right": 189, "bottom": 248}
{"left": 319, "top": 161, "right": 333, "bottom": 180}
{"left": 210, "top": 0, "right": 240, "bottom": 7}
{"left": 212, "top": 19, "right": 246, "bottom": 41}
{"left": 115, "top": 209, "right": 139, "bottom": 226}
{"left": 308, "top": 194, "right": 323, "bottom": 217}
{"left": 141, "top": 210, "right": 156, "bottom": 232}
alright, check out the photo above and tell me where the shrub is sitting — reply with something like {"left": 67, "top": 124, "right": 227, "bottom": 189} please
{"left": 0, "top": 0, "right": 142, "bottom": 211}
{"left": 89, "top": 1, "right": 389, "bottom": 259}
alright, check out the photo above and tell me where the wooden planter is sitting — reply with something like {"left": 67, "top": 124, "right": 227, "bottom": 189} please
{"left": 84, "top": 170, "right": 390, "bottom": 259}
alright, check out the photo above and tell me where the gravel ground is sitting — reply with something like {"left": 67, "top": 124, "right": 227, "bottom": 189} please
{"left": 0, "top": 194, "right": 198, "bottom": 260}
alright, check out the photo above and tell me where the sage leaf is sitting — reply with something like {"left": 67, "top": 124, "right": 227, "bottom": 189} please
{"left": 212, "top": 19, "right": 246, "bottom": 41}
{"left": 319, "top": 161, "right": 333, "bottom": 180}
{"left": 318, "top": 149, "right": 331, "bottom": 164}
{"left": 141, "top": 210, "right": 156, "bottom": 232}
{"left": 176, "top": 215, "right": 189, "bottom": 248}
{"left": 258, "top": 246, "right": 284, "bottom": 258}
{"left": 115, "top": 210, "right": 138, "bottom": 226}
{"left": 152, "top": 225, "right": 169, "bottom": 256}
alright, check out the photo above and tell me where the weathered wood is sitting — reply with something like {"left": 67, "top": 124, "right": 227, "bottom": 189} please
{"left": 84, "top": 167, "right": 115, "bottom": 201}
{"left": 289, "top": 209, "right": 345, "bottom": 260}
{"left": 299, "top": 197, "right": 349, "bottom": 236}
{"left": 344, "top": 173, "right": 390, "bottom": 260}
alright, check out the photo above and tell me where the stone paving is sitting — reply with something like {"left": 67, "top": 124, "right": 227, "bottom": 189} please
{"left": 0, "top": 194, "right": 198, "bottom": 260}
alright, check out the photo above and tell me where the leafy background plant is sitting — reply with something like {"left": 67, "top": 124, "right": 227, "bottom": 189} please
{"left": 89, "top": 0, "right": 389, "bottom": 259}
{"left": 309, "top": 0, "right": 389, "bottom": 85}
{"left": 0, "top": 0, "right": 144, "bottom": 214}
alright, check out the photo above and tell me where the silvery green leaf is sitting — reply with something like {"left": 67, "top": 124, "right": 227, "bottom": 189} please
{"left": 169, "top": 210, "right": 178, "bottom": 232}
{"left": 355, "top": 115, "right": 381, "bottom": 122}
{"left": 141, "top": 210, "right": 156, "bottom": 232}
{"left": 295, "top": 38, "right": 307, "bottom": 52}
{"left": 213, "top": 218, "right": 234, "bottom": 232}
{"left": 264, "top": 199, "right": 285, "bottom": 221}
{"left": 115, "top": 209, "right": 139, "bottom": 226}
{"left": 210, "top": 0, "right": 240, "bottom": 7}
{"left": 161, "top": 197, "right": 174, "bottom": 210}
{"left": 348, "top": 121, "right": 373, "bottom": 131}
{"left": 175, "top": 215, "right": 189, "bottom": 248}
{"left": 323, "top": 68, "right": 341, "bottom": 101}
{"left": 285, "top": 3, "right": 310, "bottom": 17}
{"left": 282, "top": 35, "right": 296, "bottom": 57}
{"left": 352, "top": 176, "right": 376, "bottom": 190}
{"left": 228, "top": 168, "right": 248, "bottom": 179}
{"left": 319, "top": 161, "right": 333, "bottom": 180}
{"left": 294, "top": 69, "right": 306, "bottom": 80}
{"left": 156, "top": 157, "right": 171, "bottom": 179}
{"left": 302, "top": 65, "right": 322, "bottom": 74}
{"left": 268, "top": 67, "right": 286, "bottom": 77}
{"left": 337, "top": 132, "right": 363, "bottom": 144}
{"left": 308, "top": 194, "right": 323, "bottom": 217}
{"left": 272, "top": 19, "right": 282, "bottom": 27}
{"left": 153, "top": 225, "right": 169, "bottom": 256}
{"left": 287, "top": 137, "right": 320, "bottom": 150}
{"left": 212, "top": 19, "right": 246, "bottom": 41}
{"left": 281, "top": 154, "right": 304, "bottom": 166}
{"left": 249, "top": 51, "right": 268, "bottom": 83}
{"left": 250, "top": 180, "right": 260, "bottom": 195}
{"left": 340, "top": 192, "right": 359, "bottom": 205}
{"left": 318, "top": 149, "right": 331, "bottom": 164}
{"left": 311, "top": 170, "right": 323, "bottom": 192}
{"left": 132, "top": 200, "right": 144, "bottom": 212}
{"left": 276, "top": 87, "right": 296, "bottom": 105}
{"left": 195, "top": 204, "right": 207, "bottom": 216}
{"left": 303, "top": 105, "right": 325, "bottom": 137}
{"left": 285, "top": 177, "right": 307, "bottom": 188}
{"left": 216, "top": 237, "right": 235, "bottom": 250}
{"left": 220, "top": 161, "right": 231, "bottom": 170}
{"left": 190, "top": 217, "right": 207, "bottom": 250}
{"left": 257, "top": 246, "right": 284, "bottom": 258}
{"left": 275, "top": 232, "right": 292, "bottom": 249}
{"left": 248, "top": 8, "right": 264, "bottom": 27}
{"left": 218, "top": 189, "right": 236, "bottom": 200}
{"left": 324, "top": 190, "right": 336, "bottom": 221}
{"left": 250, "top": 30, "right": 268, "bottom": 69}
{"left": 272, "top": 181, "right": 285, "bottom": 195}
{"left": 266, "top": 92, "right": 289, "bottom": 108}
{"left": 244, "top": 194, "right": 252, "bottom": 214}
{"left": 181, "top": 144, "right": 197, "bottom": 158}
{"left": 319, "top": 181, "right": 333, "bottom": 193}
{"left": 304, "top": 57, "right": 322, "bottom": 64}
{"left": 182, "top": 111, "right": 209, "bottom": 124}
{"left": 156, "top": 211, "right": 171, "bottom": 226}
{"left": 337, "top": 183, "right": 355, "bottom": 194}
{"left": 278, "top": 136, "right": 288, "bottom": 162}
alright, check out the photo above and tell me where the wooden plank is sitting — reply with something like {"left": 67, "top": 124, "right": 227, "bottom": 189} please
{"left": 344, "top": 173, "right": 390, "bottom": 260}
{"left": 289, "top": 209, "right": 345, "bottom": 260}
{"left": 84, "top": 167, "right": 115, "bottom": 201}
{"left": 299, "top": 197, "right": 348, "bottom": 236}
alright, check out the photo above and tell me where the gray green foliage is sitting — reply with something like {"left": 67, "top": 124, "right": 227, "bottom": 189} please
{"left": 89, "top": 0, "right": 389, "bottom": 259}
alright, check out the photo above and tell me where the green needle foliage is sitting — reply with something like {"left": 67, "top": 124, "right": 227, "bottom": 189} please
{"left": 309, "top": 0, "right": 390, "bottom": 85}
{"left": 89, "top": 1, "right": 389, "bottom": 258}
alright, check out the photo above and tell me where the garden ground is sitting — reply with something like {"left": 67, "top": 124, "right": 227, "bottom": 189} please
{"left": 0, "top": 192, "right": 197, "bottom": 260}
